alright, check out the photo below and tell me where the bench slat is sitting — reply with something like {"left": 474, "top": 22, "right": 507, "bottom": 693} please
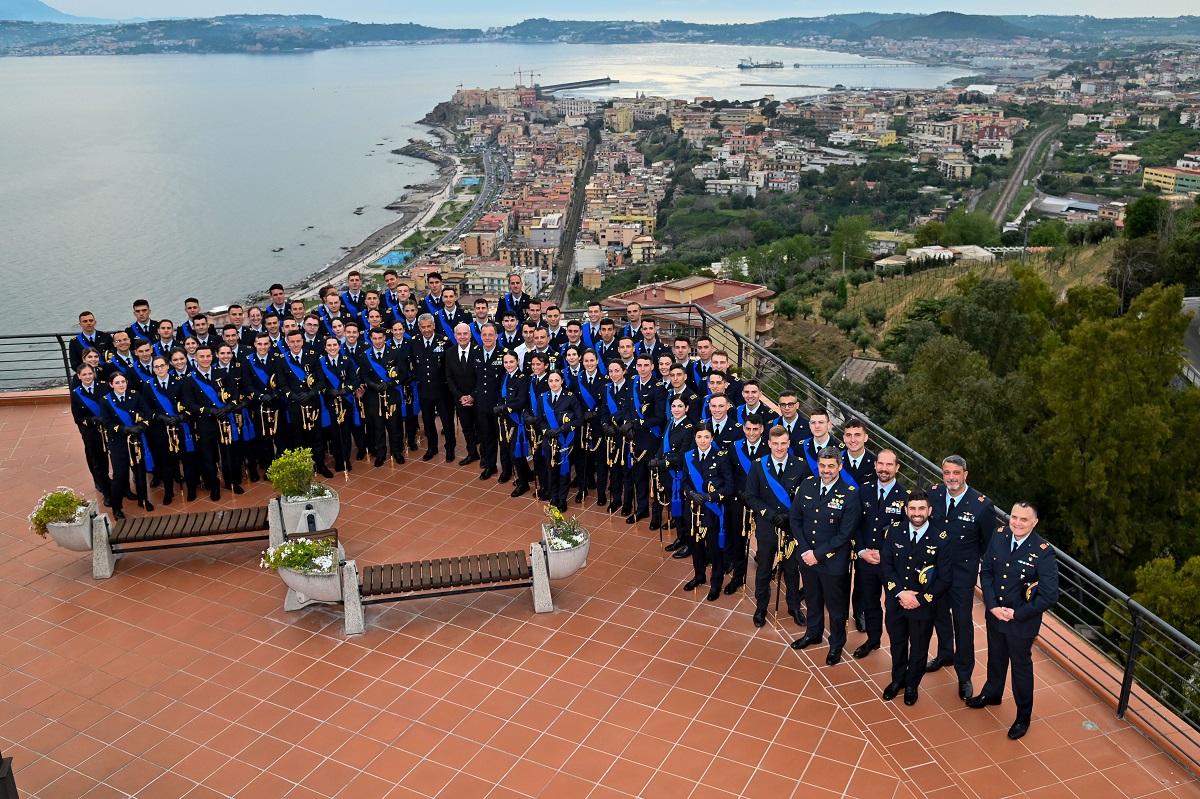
{"left": 497, "top": 551, "right": 511, "bottom": 581}
{"left": 448, "top": 557, "right": 461, "bottom": 588}
{"left": 514, "top": 549, "right": 531, "bottom": 580}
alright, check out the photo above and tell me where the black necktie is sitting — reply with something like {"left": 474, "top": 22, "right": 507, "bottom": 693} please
{"left": 1011, "top": 539, "right": 1018, "bottom": 553}
{"left": 461, "top": 350, "right": 467, "bottom": 366}
{"left": 776, "top": 462, "right": 784, "bottom": 477}
{"left": 85, "top": 387, "right": 92, "bottom": 396}
{"left": 911, "top": 529, "right": 918, "bottom": 545}
{"left": 821, "top": 486, "right": 828, "bottom": 498}
{"left": 879, "top": 488, "right": 885, "bottom": 501}
{"left": 950, "top": 497, "right": 958, "bottom": 512}
{"left": 714, "top": 423, "right": 721, "bottom": 437}
{"left": 698, "top": 452, "right": 705, "bottom": 465}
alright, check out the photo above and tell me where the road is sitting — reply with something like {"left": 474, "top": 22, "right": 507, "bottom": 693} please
{"left": 419, "top": 145, "right": 507, "bottom": 257}
{"left": 990, "top": 123, "right": 1062, "bottom": 226}
{"left": 547, "top": 136, "right": 597, "bottom": 308}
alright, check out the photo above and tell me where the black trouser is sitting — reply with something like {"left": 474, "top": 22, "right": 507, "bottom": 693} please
{"left": 678, "top": 500, "right": 722, "bottom": 583}
{"left": 545, "top": 441, "right": 572, "bottom": 508}
{"left": 251, "top": 403, "right": 281, "bottom": 469}
{"left": 287, "top": 403, "right": 326, "bottom": 465}
{"left": 147, "top": 428, "right": 177, "bottom": 502}
{"left": 597, "top": 437, "right": 625, "bottom": 504}
{"left": 982, "top": 616, "right": 1036, "bottom": 721}
{"left": 219, "top": 425, "right": 243, "bottom": 488}
{"left": 650, "top": 466, "right": 673, "bottom": 531}
{"left": 856, "top": 562, "right": 885, "bottom": 646}
{"left": 476, "top": 405, "right": 500, "bottom": 471}
{"left": 932, "top": 559, "right": 980, "bottom": 681}
{"left": 79, "top": 425, "right": 111, "bottom": 495}
{"left": 532, "top": 446, "right": 550, "bottom": 494}
{"left": 403, "top": 391, "right": 420, "bottom": 448}
{"left": 886, "top": 603, "right": 936, "bottom": 690}
{"left": 363, "top": 389, "right": 398, "bottom": 459}
{"left": 723, "top": 499, "right": 750, "bottom": 586}
{"left": 799, "top": 563, "right": 850, "bottom": 650}
{"left": 454, "top": 399, "right": 479, "bottom": 457}
{"left": 324, "top": 415, "right": 352, "bottom": 471}
{"left": 193, "top": 427, "right": 221, "bottom": 492}
{"left": 419, "top": 393, "right": 455, "bottom": 455}
{"left": 623, "top": 450, "right": 650, "bottom": 513}
{"left": 754, "top": 527, "right": 802, "bottom": 615}
{"left": 108, "top": 435, "right": 147, "bottom": 513}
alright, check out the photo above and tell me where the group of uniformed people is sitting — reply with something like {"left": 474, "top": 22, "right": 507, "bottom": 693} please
{"left": 67, "top": 271, "right": 1059, "bottom": 739}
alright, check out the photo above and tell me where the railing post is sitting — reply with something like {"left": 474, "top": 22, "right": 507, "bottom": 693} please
{"left": 1118, "top": 603, "right": 1146, "bottom": 719}
{"left": 55, "top": 334, "right": 73, "bottom": 385}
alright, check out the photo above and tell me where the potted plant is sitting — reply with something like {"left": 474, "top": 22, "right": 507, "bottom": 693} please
{"left": 266, "top": 447, "right": 340, "bottom": 535}
{"left": 261, "top": 536, "right": 343, "bottom": 604}
{"left": 541, "top": 505, "right": 590, "bottom": 579}
{"left": 29, "top": 488, "right": 94, "bottom": 552}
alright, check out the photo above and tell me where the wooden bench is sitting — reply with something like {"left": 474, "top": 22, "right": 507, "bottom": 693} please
{"left": 92, "top": 506, "right": 271, "bottom": 579}
{"left": 340, "top": 546, "right": 553, "bottom": 635}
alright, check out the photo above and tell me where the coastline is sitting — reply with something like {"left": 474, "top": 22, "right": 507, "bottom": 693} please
{"left": 240, "top": 124, "right": 463, "bottom": 307}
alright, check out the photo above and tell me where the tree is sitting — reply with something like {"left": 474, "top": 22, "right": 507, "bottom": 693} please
{"left": 854, "top": 330, "right": 874, "bottom": 353}
{"left": 864, "top": 304, "right": 887, "bottom": 328}
{"left": 796, "top": 301, "right": 814, "bottom": 320}
{"left": 1028, "top": 219, "right": 1068, "bottom": 248}
{"left": 1124, "top": 195, "right": 1167, "bottom": 240}
{"left": 1037, "top": 284, "right": 1200, "bottom": 582}
{"left": 829, "top": 214, "right": 872, "bottom": 264}
{"left": 942, "top": 209, "right": 999, "bottom": 247}
{"left": 800, "top": 212, "right": 823, "bottom": 235}
{"left": 914, "top": 221, "right": 945, "bottom": 247}
{"left": 835, "top": 310, "right": 861, "bottom": 335}
{"left": 942, "top": 276, "right": 1052, "bottom": 376}
{"left": 775, "top": 296, "right": 798, "bottom": 320}
{"left": 819, "top": 295, "right": 846, "bottom": 324}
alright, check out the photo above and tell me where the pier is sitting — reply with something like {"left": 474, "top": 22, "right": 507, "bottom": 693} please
{"left": 538, "top": 77, "right": 620, "bottom": 94}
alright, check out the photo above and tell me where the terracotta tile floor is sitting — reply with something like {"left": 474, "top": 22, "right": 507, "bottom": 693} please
{"left": 2, "top": 400, "right": 1199, "bottom": 798}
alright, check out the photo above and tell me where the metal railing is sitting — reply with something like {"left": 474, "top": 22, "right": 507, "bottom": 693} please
{"left": 576, "top": 301, "right": 1200, "bottom": 772}
{"left": 5, "top": 309, "right": 1200, "bottom": 772}
{"left": 0, "top": 333, "right": 74, "bottom": 391}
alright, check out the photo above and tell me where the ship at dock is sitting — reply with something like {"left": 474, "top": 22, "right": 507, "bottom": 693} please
{"left": 737, "top": 58, "right": 784, "bottom": 70}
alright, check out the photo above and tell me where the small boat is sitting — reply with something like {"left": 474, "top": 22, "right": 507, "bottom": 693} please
{"left": 738, "top": 58, "right": 784, "bottom": 70}
{"left": 272, "top": 247, "right": 284, "bottom": 253}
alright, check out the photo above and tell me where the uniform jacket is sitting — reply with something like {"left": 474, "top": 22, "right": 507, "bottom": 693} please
{"left": 929, "top": 484, "right": 997, "bottom": 563}
{"left": 980, "top": 527, "right": 1060, "bottom": 638}
{"left": 881, "top": 520, "right": 953, "bottom": 618}
{"left": 790, "top": 475, "right": 861, "bottom": 574}
{"left": 411, "top": 335, "right": 450, "bottom": 400}
{"left": 855, "top": 479, "right": 910, "bottom": 568}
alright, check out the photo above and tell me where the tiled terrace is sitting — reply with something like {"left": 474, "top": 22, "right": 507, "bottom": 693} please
{"left": 1, "top": 397, "right": 1198, "bottom": 799}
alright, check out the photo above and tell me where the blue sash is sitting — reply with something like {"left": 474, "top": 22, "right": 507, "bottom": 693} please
{"left": 384, "top": 291, "right": 401, "bottom": 314}
{"left": 734, "top": 444, "right": 752, "bottom": 475}
{"left": 153, "top": 341, "right": 173, "bottom": 359}
{"left": 802, "top": 438, "right": 820, "bottom": 477}
{"left": 761, "top": 455, "right": 793, "bottom": 508}
{"left": 692, "top": 361, "right": 708, "bottom": 386}
{"left": 74, "top": 386, "right": 103, "bottom": 417}
{"left": 685, "top": 450, "right": 725, "bottom": 546}
{"left": 502, "top": 373, "right": 529, "bottom": 459}
{"left": 605, "top": 384, "right": 620, "bottom": 417}
{"left": 106, "top": 394, "right": 155, "bottom": 471}
{"left": 541, "top": 395, "right": 575, "bottom": 475}
{"left": 148, "top": 382, "right": 194, "bottom": 452}
{"left": 423, "top": 295, "right": 439, "bottom": 316}
{"left": 365, "top": 353, "right": 406, "bottom": 415}
{"left": 342, "top": 291, "right": 362, "bottom": 314}
{"left": 632, "top": 379, "right": 661, "bottom": 437}
{"left": 439, "top": 311, "right": 457, "bottom": 340}
{"left": 577, "top": 376, "right": 598, "bottom": 410}
{"left": 582, "top": 325, "right": 596, "bottom": 349}
{"left": 248, "top": 358, "right": 272, "bottom": 392}
{"left": 194, "top": 376, "right": 255, "bottom": 442}
{"left": 321, "top": 357, "right": 360, "bottom": 426}
{"left": 664, "top": 420, "right": 684, "bottom": 517}
{"left": 471, "top": 322, "right": 484, "bottom": 347}
{"left": 840, "top": 459, "right": 860, "bottom": 490}
{"left": 77, "top": 333, "right": 97, "bottom": 353}
{"left": 273, "top": 338, "right": 287, "bottom": 355}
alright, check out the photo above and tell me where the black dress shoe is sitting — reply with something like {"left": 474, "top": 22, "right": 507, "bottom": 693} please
{"left": 422, "top": 450, "right": 437, "bottom": 462}
{"left": 926, "top": 656, "right": 954, "bottom": 672}
{"left": 480, "top": 468, "right": 495, "bottom": 481}
{"left": 150, "top": 477, "right": 161, "bottom": 488}
{"left": 853, "top": 642, "right": 880, "bottom": 659}
{"left": 596, "top": 493, "right": 608, "bottom": 507}
{"left": 882, "top": 682, "right": 902, "bottom": 701}
{"left": 316, "top": 466, "right": 334, "bottom": 478}
{"left": 791, "top": 635, "right": 821, "bottom": 650}
{"left": 826, "top": 648, "right": 843, "bottom": 666}
{"left": 248, "top": 469, "right": 260, "bottom": 482}
{"left": 575, "top": 491, "right": 584, "bottom": 504}
{"left": 648, "top": 520, "right": 662, "bottom": 531}
{"left": 619, "top": 505, "right": 631, "bottom": 516}
{"left": 706, "top": 584, "right": 722, "bottom": 602}
{"left": 904, "top": 688, "right": 919, "bottom": 706}
{"left": 232, "top": 485, "right": 244, "bottom": 495}
{"left": 125, "top": 490, "right": 138, "bottom": 501}
{"left": 966, "top": 694, "right": 1002, "bottom": 709}
{"left": 671, "top": 546, "right": 691, "bottom": 559}
{"left": 103, "top": 497, "right": 112, "bottom": 507}
{"left": 459, "top": 454, "right": 478, "bottom": 466}
{"left": 625, "top": 511, "right": 648, "bottom": 525}
{"left": 498, "top": 472, "right": 512, "bottom": 485}
{"left": 607, "top": 500, "right": 622, "bottom": 513}
{"left": 1007, "top": 720, "right": 1030, "bottom": 740}
{"left": 355, "top": 449, "right": 367, "bottom": 461}
{"left": 791, "top": 609, "right": 807, "bottom": 627}
{"left": 113, "top": 510, "right": 126, "bottom": 520}
{"left": 683, "top": 577, "right": 707, "bottom": 592}
{"left": 374, "top": 456, "right": 385, "bottom": 467}
{"left": 959, "top": 681, "right": 973, "bottom": 701}
{"left": 753, "top": 611, "right": 767, "bottom": 628}
{"left": 510, "top": 484, "right": 529, "bottom": 498}
{"left": 408, "top": 442, "right": 418, "bottom": 452}
{"left": 209, "top": 488, "right": 220, "bottom": 501}
{"left": 142, "top": 500, "right": 154, "bottom": 512}
{"left": 445, "top": 453, "right": 456, "bottom": 463}
{"left": 186, "top": 488, "right": 197, "bottom": 502}
{"left": 723, "top": 580, "right": 743, "bottom": 595}
{"left": 724, "top": 562, "right": 734, "bottom": 575}
{"left": 664, "top": 540, "right": 684, "bottom": 552}
{"left": 394, "top": 454, "right": 406, "bottom": 465}
{"left": 162, "top": 495, "right": 173, "bottom": 506}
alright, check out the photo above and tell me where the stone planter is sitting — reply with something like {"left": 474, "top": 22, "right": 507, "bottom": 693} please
{"left": 541, "top": 524, "right": 590, "bottom": 580}
{"left": 278, "top": 486, "right": 340, "bottom": 536}
{"left": 47, "top": 499, "right": 97, "bottom": 552}
{"left": 279, "top": 541, "right": 346, "bottom": 611}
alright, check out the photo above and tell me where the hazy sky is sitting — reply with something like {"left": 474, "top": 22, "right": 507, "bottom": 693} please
{"left": 51, "top": 0, "right": 1198, "bottom": 23}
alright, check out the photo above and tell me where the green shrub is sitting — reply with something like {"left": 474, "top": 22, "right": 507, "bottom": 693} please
{"left": 266, "top": 448, "right": 320, "bottom": 498}
{"left": 29, "top": 487, "right": 86, "bottom": 537}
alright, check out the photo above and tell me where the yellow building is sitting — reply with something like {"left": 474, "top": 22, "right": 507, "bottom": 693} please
{"left": 605, "top": 106, "right": 634, "bottom": 133}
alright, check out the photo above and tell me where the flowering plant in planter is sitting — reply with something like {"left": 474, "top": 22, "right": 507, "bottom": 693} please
{"left": 28, "top": 487, "right": 87, "bottom": 538}
{"left": 260, "top": 537, "right": 338, "bottom": 574}
{"left": 543, "top": 505, "right": 588, "bottom": 550}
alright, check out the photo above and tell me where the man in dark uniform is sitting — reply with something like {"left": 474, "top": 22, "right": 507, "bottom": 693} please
{"left": 242, "top": 333, "right": 282, "bottom": 477}
{"left": 968, "top": 502, "right": 1059, "bottom": 740}
{"left": 276, "top": 330, "right": 334, "bottom": 478}
{"left": 180, "top": 347, "right": 227, "bottom": 501}
{"left": 790, "top": 446, "right": 862, "bottom": 665}
{"left": 598, "top": 359, "right": 633, "bottom": 512}
{"left": 796, "top": 407, "right": 842, "bottom": 481}
{"left": 495, "top": 351, "right": 534, "bottom": 495}
{"left": 361, "top": 327, "right": 407, "bottom": 466}
{"left": 634, "top": 319, "right": 669, "bottom": 362}
{"left": 437, "top": 288, "right": 472, "bottom": 340}
{"left": 851, "top": 448, "right": 909, "bottom": 659}
{"left": 99, "top": 372, "right": 154, "bottom": 519}
{"left": 880, "top": 489, "right": 953, "bottom": 705}
{"left": 572, "top": 349, "right": 607, "bottom": 503}
{"left": 594, "top": 319, "right": 618, "bottom": 365}
{"left": 771, "top": 390, "right": 809, "bottom": 455}
{"left": 622, "top": 355, "right": 666, "bottom": 524}
{"left": 497, "top": 311, "right": 522, "bottom": 351}
{"left": 319, "top": 335, "right": 361, "bottom": 474}
{"left": 927, "top": 455, "right": 997, "bottom": 701}
{"left": 725, "top": 414, "right": 767, "bottom": 595}
{"left": 126, "top": 299, "right": 159, "bottom": 344}
{"left": 744, "top": 425, "right": 808, "bottom": 628}
{"left": 543, "top": 305, "right": 568, "bottom": 350}
{"left": 70, "top": 363, "right": 112, "bottom": 498}
{"left": 341, "top": 270, "right": 367, "bottom": 317}
{"left": 472, "top": 323, "right": 506, "bottom": 480}
{"left": 412, "top": 312, "right": 456, "bottom": 462}
{"left": 445, "top": 322, "right": 481, "bottom": 466}
{"left": 212, "top": 344, "right": 248, "bottom": 494}
{"left": 664, "top": 422, "right": 732, "bottom": 600}
{"left": 664, "top": 363, "right": 701, "bottom": 423}
{"left": 581, "top": 303, "right": 604, "bottom": 350}
{"left": 841, "top": 416, "right": 877, "bottom": 632}
{"left": 420, "top": 272, "right": 445, "bottom": 316}
{"left": 499, "top": 273, "right": 532, "bottom": 322}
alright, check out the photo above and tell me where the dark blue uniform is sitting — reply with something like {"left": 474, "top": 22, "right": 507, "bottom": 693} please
{"left": 978, "top": 526, "right": 1059, "bottom": 724}
{"left": 100, "top": 388, "right": 153, "bottom": 514}
{"left": 534, "top": 389, "right": 581, "bottom": 509}
{"left": 725, "top": 437, "right": 767, "bottom": 591}
{"left": 472, "top": 347, "right": 507, "bottom": 475}
{"left": 928, "top": 484, "right": 997, "bottom": 687}
{"left": 745, "top": 454, "right": 808, "bottom": 623}
{"left": 790, "top": 476, "right": 861, "bottom": 656}
{"left": 652, "top": 415, "right": 696, "bottom": 536}
{"left": 664, "top": 444, "right": 733, "bottom": 595}
{"left": 411, "top": 335, "right": 455, "bottom": 459}
{"left": 853, "top": 479, "right": 910, "bottom": 649}
{"left": 496, "top": 369, "right": 534, "bottom": 491}
{"left": 881, "top": 520, "right": 952, "bottom": 694}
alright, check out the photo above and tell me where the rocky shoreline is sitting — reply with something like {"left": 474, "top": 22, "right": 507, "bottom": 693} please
{"left": 239, "top": 125, "right": 460, "bottom": 306}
